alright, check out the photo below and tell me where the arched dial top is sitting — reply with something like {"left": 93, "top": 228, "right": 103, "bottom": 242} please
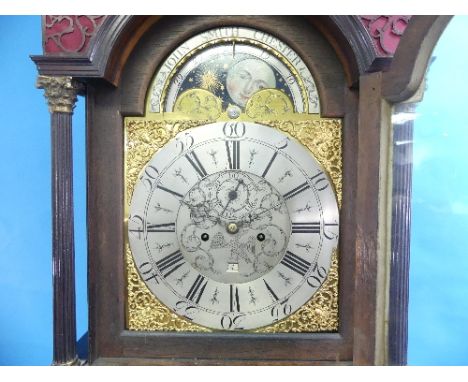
{"left": 128, "top": 122, "right": 339, "bottom": 331}
{"left": 148, "top": 27, "right": 320, "bottom": 116}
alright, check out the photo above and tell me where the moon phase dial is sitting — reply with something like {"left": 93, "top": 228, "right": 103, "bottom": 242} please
{"left": 176, "top": 170, "right": 291, "bottom": 284}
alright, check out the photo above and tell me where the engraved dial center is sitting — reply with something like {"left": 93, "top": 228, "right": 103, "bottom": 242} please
{"left": 176, "top": 170, "right": 291, "bottom": 284}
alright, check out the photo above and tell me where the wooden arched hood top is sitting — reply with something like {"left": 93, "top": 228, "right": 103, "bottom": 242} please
{"left": 32, "top": 15, "right": 451, "bottom": 104}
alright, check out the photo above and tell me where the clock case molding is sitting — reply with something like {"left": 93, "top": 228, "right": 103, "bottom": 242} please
{"left": 32, "top": 15, "right": 451, "bottom": 366}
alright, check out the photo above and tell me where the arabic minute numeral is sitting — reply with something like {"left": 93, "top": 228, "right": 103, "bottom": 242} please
{"left": 324, "top": 222, "right": 339, "bottom": 240}
{"left": 138, "top": 262, "right": 160, "bottom": 284}
{"left": 307, "top": 263, "right": 328, "bottom": 288}
{"left": 128, "top": 214, "right": 144, "bottom": 239}
{"left": 139, "top": 165, "right": 159, "bottom": 192}
{"left": 310, "top": 170, "right": 329, "bottom": 191}
{"left": 175, "top": 300, "right": 199, "bottom": 321}
{"left": 275, "top": 137, "right": 289, "bottom": 150}
{"left": 270, "top": 301, "right": 293, "bottom": 322}
{"left": 220, "top": 313, "right": 246, "bottom": 330}
{"left": 223, "top": 121, "right": 246, "bottom": 138}
{"left": 175, "top": 132, "right": 195, "bottom": 154}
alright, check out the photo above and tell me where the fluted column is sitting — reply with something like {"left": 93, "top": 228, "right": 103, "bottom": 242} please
{"left": 388, "top": 102, "right": 415, "bottom": 365}
{"left": 37, "top": 76, "right": 84, "bottom": 366}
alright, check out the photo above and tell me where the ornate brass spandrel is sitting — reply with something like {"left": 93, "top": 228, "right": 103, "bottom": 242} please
{"left": 256, "top": 249, "right": 339, "bottom": 333}
{"left": 254, "top": 119, "right": 341, "bottom": 333}
{"left": 125, "top": 118, "right": 213, "bottom": 332}
{"left": 126, "top": 243, "right": 210, "bottom": 332}
{"left": 126, "top": 242, "right": 338, "bottom": 333}
{"left": 260, "top": 119, "right": 343, "bottom": 207}
{"left": 125, "top": 116, "right": 342, "bottom": 333}
{"left": 125, "top": 119, "right": 209, "bottom": 203}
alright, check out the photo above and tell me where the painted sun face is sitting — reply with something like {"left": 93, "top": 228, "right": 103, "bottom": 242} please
{"left": 226, "top": 59, "right": 276, "bottom": 107}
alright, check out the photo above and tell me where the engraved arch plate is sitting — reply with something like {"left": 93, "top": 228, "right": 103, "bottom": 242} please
{"left": 148, "top": 27, "right": 320, "bottom": 114}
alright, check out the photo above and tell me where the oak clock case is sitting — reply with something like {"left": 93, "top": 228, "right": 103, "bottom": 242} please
{"left": 124, "top": 27, "right": 342, "bottom": 333}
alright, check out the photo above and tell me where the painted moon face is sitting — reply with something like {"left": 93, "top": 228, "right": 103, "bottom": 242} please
{"left": 226, "top": 58, "right": 276, "bottom": 107}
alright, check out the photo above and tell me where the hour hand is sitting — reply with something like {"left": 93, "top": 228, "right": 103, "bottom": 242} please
{"left": 239, "top": 202, "right": 283, "bottom": 224}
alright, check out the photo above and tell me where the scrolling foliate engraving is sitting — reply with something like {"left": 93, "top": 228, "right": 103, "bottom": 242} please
{"left": 126, "top": 244, "right": 338, "bottom": 333}
{"left": 125, "top": 119, "right": 207, "bottom": 203}
{"left": 125, "top": 26, "right": 341, "bottom": 334}
{"left": 125, "top": 117, "right": 342, "bottom": 333}
{"left": 262, "top": 119, "right": 342, "bottom": 207}
{"left": 256, "top": 249, "right": 339, "bottom": 333}
{"left": 126, "top": 243, "right": 210, "bottom": 332}
{"left": 125, "top": 118, "right": 214, "bottom": 332}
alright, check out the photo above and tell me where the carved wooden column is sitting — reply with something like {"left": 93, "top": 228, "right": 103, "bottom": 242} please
{"left": 36, "top": 76, "right": 84, "bottom": 366}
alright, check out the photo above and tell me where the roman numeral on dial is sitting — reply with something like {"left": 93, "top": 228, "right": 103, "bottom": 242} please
{"left": 283, "top": 182, "right": 310, "bottom": 200}
{"left": 186, "top": 275, "right": 208, "bottom": 304}
{"left": 138, "top": 261, "right": 160, "bottom": 283}
{"left": 310, "top": 170, "right": 329, "bottom": 191}
{"left": 291, "top": 222, "right": 320, "bottom": 234}
{"left": 226, "top": 140, "right": 240, "bottom": 170}
{"left": 281, "top": 251, "right": 312, "bottom": 276}
{"left": 185, "top": 151, "right": 208, "bottom": 178}
{"left": 261, "top": 151, "right": 277, "bottom": 178}
{"left": 155, "top": 250, "right": 185, "bottom": 277}
{"left": 157, "top": 184, "right": 184, "bottom": 199}
{"left": 263, "top": 279, "right": 279, "bottom": 302}
{"left": 147, "top": 222, "right": 176, "bottom": 232}
{"left": 230, "top": 285, "right": 241, "bottom": 312}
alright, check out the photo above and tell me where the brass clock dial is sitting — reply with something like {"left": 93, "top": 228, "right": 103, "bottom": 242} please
{"left": 128, "top": 122, "right": 339, "bottom": 330}
{"left": 125, "top": 26, "right": 342, "bottom": 333}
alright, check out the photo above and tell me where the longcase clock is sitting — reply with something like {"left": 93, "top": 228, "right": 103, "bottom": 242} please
{"left": 33, "top": 15, "right": 452, "bottom": 365}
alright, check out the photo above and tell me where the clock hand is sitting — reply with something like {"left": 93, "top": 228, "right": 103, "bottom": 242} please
{"left": 239, "top": 201, "right": 285, "bottom": 225}
{"left": 221, "top": 179, "right": 244, "bottom": 215}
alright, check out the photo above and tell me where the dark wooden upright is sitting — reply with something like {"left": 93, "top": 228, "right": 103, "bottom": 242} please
{"left": 37, "top": 76, "right": 83, "bottom": 365}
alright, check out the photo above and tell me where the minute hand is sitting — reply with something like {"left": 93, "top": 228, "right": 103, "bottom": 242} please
{"left": 221, "top": 179, "right": 244, "bottom": 215}
{"left": 240, "top": 201, "right": 285, "bottom": 225}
